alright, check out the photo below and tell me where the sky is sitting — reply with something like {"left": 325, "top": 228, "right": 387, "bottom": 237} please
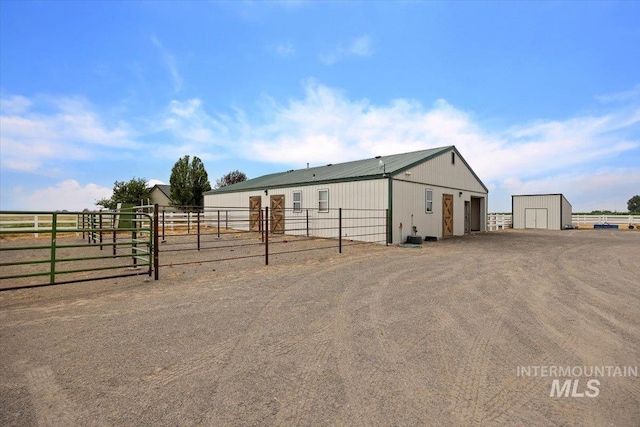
{"left": 1, "top": 1, "right": 639, "bottom": 213}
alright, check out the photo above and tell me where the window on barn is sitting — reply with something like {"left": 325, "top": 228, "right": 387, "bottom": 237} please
{"left": 426, "top": 189, "right": 433, "bottom": 213}
{"left": 318, "top": 189, "right": 329, "bottom": 213}
{"left": 293, "top": 191, "right": 302, "bottom": 212}
{"left": 451, "top": 152, "right": 455, "bottom": 165}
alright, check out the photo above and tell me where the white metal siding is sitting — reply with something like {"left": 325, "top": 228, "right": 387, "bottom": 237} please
{"left": 150, "top": 189, "right": 175, "bottom": 212}
{"left": 204, "top": 149, "right": 489, "bottom": 244}
{"left": 513, "top": 195, "right": 562, "bottom": 230}
{"left": 205, "top": 179, "right": 389, "bottom": 243}
{"left": 392, "top": 179, "right": 487, "bottom": 241}
{"left": 398, "top": 151, "right": 486, "bottom": 193}
{"left": 561, "top": 195, "right": 572, "bottom": 229}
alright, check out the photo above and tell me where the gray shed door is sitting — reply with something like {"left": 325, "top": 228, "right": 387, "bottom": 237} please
{"left": 525, "top": 208, "right": 548, "bottom": 229}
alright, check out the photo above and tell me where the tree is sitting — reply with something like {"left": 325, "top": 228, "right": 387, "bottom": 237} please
{"left": 169, "top": 155, "right": 212, "bottom": 207}
{"left": 95, "top": 177, "right": 150, "bottom": 210}
{"left": 628, "top": 195, "right": 640, "bottom": 213}
{"left": 215, "top": 169, "right": 247, "bottom": 189}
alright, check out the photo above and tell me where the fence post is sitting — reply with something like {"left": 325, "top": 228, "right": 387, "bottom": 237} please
{"left": 98, "top": 214, "right": 103, "bottom": 250}
{"left": 217, "top": 210, "right": 220, "bottom": 238}
{"left": 339, "top": 208, "right": 342, "bottom": 254}
{"left": 154, "top": 204, "right": 159, "bottom": 280}
{"left": 197, "top": 211, "right": 201, "bottom": 250}
{"left": 306, "top": 209, "right": 309, "bottom": 237}
{"left": 132, "top": 218, "right": 137, "bottom": 267}
{"left": 385, "top": 208, "right": 390, "bottom": 245}
{"left": 265, "top": 207, "right": 269, "bottom": 266}
{"left": 113, "top": 214, "right": 117, "bottom": 256}
{"left": 49, "top": 213, "right": 57, "bottom": 284}
{"left": 34, "top": 215, "right": 39, "bottom": 238}
{"left": 162, "top": 210, "right": 165, "bottom": 242}
{"left": 225, "top": 210, "right": 228, "bottom": 229}
{"left": 260, "top": 209, "right": 264, "bottom": 243}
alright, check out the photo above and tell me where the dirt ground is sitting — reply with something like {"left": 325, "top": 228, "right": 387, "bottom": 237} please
{"left": 1, "top": 229, "right": 639, "bottom": 426}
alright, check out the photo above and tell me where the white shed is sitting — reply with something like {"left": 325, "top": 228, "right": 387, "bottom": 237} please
{"left": 512, "top": 194, "right": 572, "bottom": 230}
{"left": 204, "top": 146, "right": 488, "bottom": 243}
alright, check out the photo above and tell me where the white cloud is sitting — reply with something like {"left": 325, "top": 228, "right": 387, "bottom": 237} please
{"left": 156, "top": 83, "right": 639, "bottom": 206}
{"left": 0, "top": 95, "right": 137, "bottom": 174}
{"left": 0, "top": 95, "right": 32, "bottom": 115}
{"left": 151, "top": 98, "right": 233, "bottom": 162}
{"left": 183, "top": 80, "right": 637, "bottom": 211}
{"left": 218, "top": 82, "right": 639, "bottom": 187}
{"left": 3, "top": 81, "right": 638, "bottom": 212}
{"left": 274, "top": 41, "right": 295, "bottom": 57}
{"left": 319, "top": 35, "right": 373, "bottom": 65}
{"left": 10, "top": 179, "right": 112, "bottom": 211}
{"left": 348, "top": 35, "right": 373, "bottom": 56}
{"left": 151, "top": 36, "right": 183, "bottom": 93}
{"left": 147, "top": 179, "right": 166, "bottom": 187}
{"left": 595, "top": 84, "right": 640, "bottom": 104}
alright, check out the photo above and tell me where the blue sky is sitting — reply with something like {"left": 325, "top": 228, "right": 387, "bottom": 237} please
{"left": 1, "top": 1, "right": 639, "bottom": 212}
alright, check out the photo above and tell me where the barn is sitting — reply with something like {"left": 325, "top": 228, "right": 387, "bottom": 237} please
{"left": 512, "top": 194, "right": 572, "bottom": 230}
{"left": 204, "top": 146, "right": 488, "bottom": 243}
{"left": 149, "top": 184, "right": 173, "bottom": 207}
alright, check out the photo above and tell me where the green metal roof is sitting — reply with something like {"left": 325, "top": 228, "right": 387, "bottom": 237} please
{"left": 206, "top": 145, "right": 486, "bottom": 194}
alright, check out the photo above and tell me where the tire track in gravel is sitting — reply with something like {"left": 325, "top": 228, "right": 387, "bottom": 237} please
{"left": 330, "top": 258, "right": 404, "bottom": 426}
{"left": 474, "top": 240, "right": 617, "bottom": 425}
{"left": 267, "top": 254, "right": 384, "bottom": 426}
{"left": 203, "top": 254, "right": 372, "bottom": 426}
{"left": 368, "top": 260, "right": 461, "bottom": 383}
{"left": 367, "top": 261, "right": 464, "bottom": 423}
{"left": 141, "top": 336, "right": 239, "bottom": 388}
{"left": 446, "top": 253, "right": 556, "bottom": 425}
{"left": 477, "top": 248, "right": 589, "bottom": 425}
{"left": 329, "top": 251, "right": 454, "bottom": 425}
{"left": 548, "top": 240, "right": 640, "bottom": 424}
{"left": 25, "top": 365, "right": 97, "bottom": 427}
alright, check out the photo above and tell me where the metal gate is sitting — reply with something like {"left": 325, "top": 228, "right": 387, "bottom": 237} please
{"left": 0, "top": 208, "right": 155, "bottom": 291}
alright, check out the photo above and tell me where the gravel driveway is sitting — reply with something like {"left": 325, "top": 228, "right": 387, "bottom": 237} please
{"left": 1, "top": 230, "right": 639, "bottom": 426}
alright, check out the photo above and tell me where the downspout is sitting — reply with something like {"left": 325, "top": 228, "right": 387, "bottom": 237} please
{"left": 388, "top": 175, "right": 393, "bottom": 244}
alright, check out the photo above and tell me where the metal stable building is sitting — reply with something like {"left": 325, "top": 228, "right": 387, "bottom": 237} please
{"left": 204, "top": 146, "right": 488, "bottom": 243}
{"left": 512, "top": 194, "right": 572, "bottom": 230}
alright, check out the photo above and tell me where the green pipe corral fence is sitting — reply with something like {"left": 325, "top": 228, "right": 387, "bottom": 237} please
{"left": 0, "top": 208, "right": 157, "bottom": 291}
{"left": 1, "top": 203, "right": 391, "bottom": 291}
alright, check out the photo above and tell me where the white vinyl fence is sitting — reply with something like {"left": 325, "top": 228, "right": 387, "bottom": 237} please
{"left": 3, "top": 212, "right": 639, "bottom": 237}
{"left": 487, "top": 214, "right": 513, "bottom": 231}
{"left": 487, "top": 214, "right": 640, "bottom": 231}
{"left": 0, "top": 213, "right": 80, "bottom": 237}
{"left": 571, "top": 215, "right": 640, "bottom": 227}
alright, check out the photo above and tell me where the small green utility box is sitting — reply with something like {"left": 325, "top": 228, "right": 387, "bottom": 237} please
{"left": 117, "top": 204, "right": 136, "bottom": 229}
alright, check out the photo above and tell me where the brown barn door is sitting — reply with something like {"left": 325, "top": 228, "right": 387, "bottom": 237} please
{"left": 443, "top": 194, "right": 454, "bottom": 237}
{"left": 270, "top": 195, "right": 285, "bottom": 234}
{"left": 249, "top": 196, "right": 261, "bottom": 231}
{"left": 464, "top": 201, "right": 471, "bottom": 234}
